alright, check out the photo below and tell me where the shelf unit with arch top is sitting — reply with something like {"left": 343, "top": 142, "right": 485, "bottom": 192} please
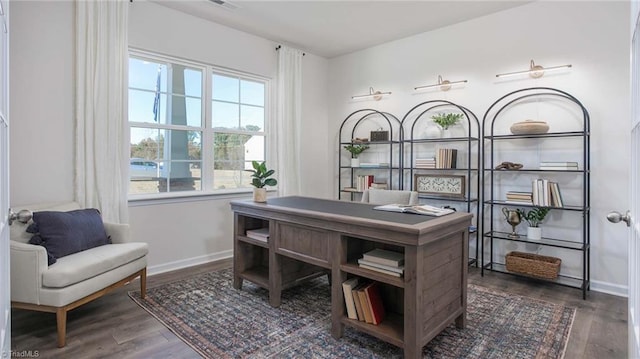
{"left": 338, "top": 109, "right": 403, "bottom": 202}
{"left": 400, "top": 100, "right": 481, "bottom": 266}
{"left": 481, "top": 87, "right": 590, "bottom": 299}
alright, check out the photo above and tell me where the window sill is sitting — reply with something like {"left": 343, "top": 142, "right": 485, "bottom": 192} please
{"left": 128, "top": 188, "right": 277, "bottom": 207}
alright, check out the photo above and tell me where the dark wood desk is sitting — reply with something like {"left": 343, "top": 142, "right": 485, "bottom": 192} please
{"left": 230, "top": 196, "right": 472, "bottom": 359}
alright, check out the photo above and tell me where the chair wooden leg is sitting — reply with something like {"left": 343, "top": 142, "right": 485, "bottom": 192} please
{"left": 56, "top": 308, "right": 67, "bottom": 348}
{"left": 140, "top": 267, "right": 147, "bottom": 299}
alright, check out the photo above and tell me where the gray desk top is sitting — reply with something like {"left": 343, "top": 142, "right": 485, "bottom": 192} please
{"left": 264, "top": 196, "right": 438, "bottom": 225}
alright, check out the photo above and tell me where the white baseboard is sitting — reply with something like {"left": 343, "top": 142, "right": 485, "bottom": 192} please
{"left": 591, "top": 279, "right": 627, "bottom": 298}
{"left": 147, "top": 250, "right": 233, "bottom": 276}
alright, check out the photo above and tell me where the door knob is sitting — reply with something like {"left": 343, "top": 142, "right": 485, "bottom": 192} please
{"left": 607, "top": 210, "right": 631, "bottom": 227}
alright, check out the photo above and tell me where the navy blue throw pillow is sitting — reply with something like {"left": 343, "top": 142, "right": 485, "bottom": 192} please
{"left": 28, "top": 234, "right": 57, "bottom": 265}
{"left": 31, "top": 208, "right": 111, "bottom": 263}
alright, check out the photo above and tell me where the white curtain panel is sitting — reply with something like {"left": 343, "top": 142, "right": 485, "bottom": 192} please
{"left": 274, "top": 46, "right": 303, "bottom": 196}
{"left": 75, "top": 1, "right": 129, "bottom": 223}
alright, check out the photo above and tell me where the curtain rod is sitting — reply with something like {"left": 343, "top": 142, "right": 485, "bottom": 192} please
{"left": 275, "top": 45, "right": 305, "bottom": 56}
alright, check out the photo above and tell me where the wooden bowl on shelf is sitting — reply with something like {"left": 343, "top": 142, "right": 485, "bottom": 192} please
{"left": 510, "top": 120, "right": 549, "bottom": 135}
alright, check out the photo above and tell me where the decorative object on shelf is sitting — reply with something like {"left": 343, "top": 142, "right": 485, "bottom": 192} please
{"left": 351, "top": 86, "right": 391, "bottom": 101}
{"left": 414, "top": 174, "right": 465, "bottom": 197}
{"left": 431, "top": 112, "right": 464, "bottom": 138}
{"left": 495, "top": 59, "right": 572, "bottom": 79}
{"left": 423, "top": 125, "right": 441, "bottom": 138}
{"left": 352, "top": 137, "right": 369, "bottom": 143}
{"left": 414, "top": 75, "right": 468, "bottom": 92}
{"left": 344, "top": 143, "right": 369, "bottom": 167}
{"left": 501, "top": 208, "right": 522, "bottom": 239}
{"left": 517, "top": 207, "right": 550, "bottom": 241}
{"left": 505, "top": 251, "right": 561, "bottom": 280}
{"left": 370, "top": 128, "right": 389, "bottom": 142}
{"left": 509, "top": 120, "right": 550, "bottom": 135}
{"left": 495, "top": 161, "right": 523, "bottom": 170}
{"left": 245, "top": 161, "right": 277, "bottom": 203}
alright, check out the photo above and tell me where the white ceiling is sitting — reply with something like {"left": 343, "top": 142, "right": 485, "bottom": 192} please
{"left": 152, "top": 0, "right": 531, "bottom": 58}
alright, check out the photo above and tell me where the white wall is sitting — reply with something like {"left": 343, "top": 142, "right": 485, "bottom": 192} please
{"left": 9, "top": 0, "right": 331, "bottom": 273}
{"left": 329, "top": 1, "right": 630, "bottom": 295}
{"left": 10, "top": 0, "right": 75, "bottom": 204}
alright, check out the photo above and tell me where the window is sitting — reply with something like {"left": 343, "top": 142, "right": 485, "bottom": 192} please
{"left": 211, "top": 73, "right": 266, "bottom": 190}
{"left": 128, "top": 51, "right": 268, "bottom": 197}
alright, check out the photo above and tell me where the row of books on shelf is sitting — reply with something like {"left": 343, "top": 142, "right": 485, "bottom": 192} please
{"left": 539, "top": 161, "right": 579, "bottom": 171}
{"left": 505, "top": 179, "right": 564, "bottom": 207}
{"left": 245, "top": 228, "right": 269, "bottom": 242}
{"left": 414, "top": 148, "right": 458, "bottom": 169}
{"left": 342, "top": 278, "right": 385, "bottom": 325}
{"left": 344, "top": 176, "right": 388, "bottom": 192}
{"left": 356, "top": 175, "right": 374, "bottom": 191}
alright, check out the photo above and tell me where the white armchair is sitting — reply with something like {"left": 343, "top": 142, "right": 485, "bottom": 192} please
{"left": 10, "top": 202, "right": 148, "bottom": 347}
{"left": 361, "top": 189, "right": 419, "bottom": 205}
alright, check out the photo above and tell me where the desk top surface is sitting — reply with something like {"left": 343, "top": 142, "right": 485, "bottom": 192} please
{"left": 234, "top": 196, "right": 440, "bottom": 225}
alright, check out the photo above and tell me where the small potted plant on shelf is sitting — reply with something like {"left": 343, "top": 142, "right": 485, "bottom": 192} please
{"left": 517, "top": 207, "right": 550, "bottom": 240}
{"left": 245, "top": 161, "right": 277, "bottom": 202}
{"left": 344, "top": 143, "right": 369, "bottom": 167}
{"left": 431, "top": 113, "right": 464, "bottom": 138}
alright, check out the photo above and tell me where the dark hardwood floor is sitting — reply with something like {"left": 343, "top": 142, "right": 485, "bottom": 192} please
{"left": 11, "top": 259, "right": 627, "bottom": 358}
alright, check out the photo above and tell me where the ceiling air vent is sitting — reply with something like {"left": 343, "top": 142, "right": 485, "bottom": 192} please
{"left": 208, "top": 0, "right": 239, "bottom": 10}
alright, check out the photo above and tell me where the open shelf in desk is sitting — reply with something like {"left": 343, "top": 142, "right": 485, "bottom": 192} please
{"left": 237, "top": 235, "right": 269, "bottom": 248}
{"left": 239, "top": 266, "right": 269, "bottom": 289}
{"left": 341, "top": 312, "right": 404, "bottom": 348}
{"left": 341, "top": 262, "right": 405, "bottom": 288}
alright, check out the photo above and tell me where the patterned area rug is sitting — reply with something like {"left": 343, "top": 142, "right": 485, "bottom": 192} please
{"left": 129, "top": 269, "right": 575, "bottom": 358}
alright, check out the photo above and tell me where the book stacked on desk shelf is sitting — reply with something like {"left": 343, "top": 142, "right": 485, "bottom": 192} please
{"left": 358, "top": 249, "right": 404, "bottom": 277}
{"left": 342, "top": 278, "right": 385, "bottom": 325}
{"left": 245, "top": 228, "right": 269, "bottom": 242}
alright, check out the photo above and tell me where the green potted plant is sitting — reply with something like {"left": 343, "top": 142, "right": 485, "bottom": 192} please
{"left": 431, "top": 113, "right": 464, "bottom": 138}
{"left": 344, "top": 144, "right": 369, "bottom": 167}
{"left": 517, "top": 207, "right": 550, "bottom": 240}
{"left": 245, "top": 161, "right": 277, "bottom": 202}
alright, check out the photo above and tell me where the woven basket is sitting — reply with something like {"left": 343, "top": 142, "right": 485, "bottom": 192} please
{"left": 505, "top": 251, "right": 561, "bottom": 280}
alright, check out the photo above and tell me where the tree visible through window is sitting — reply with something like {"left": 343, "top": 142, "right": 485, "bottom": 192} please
{"left": 211, "top": 73, "right": 266, "bottom": 190}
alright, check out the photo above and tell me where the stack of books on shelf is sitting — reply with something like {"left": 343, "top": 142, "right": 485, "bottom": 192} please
{"left": 245, "top": 228, "right": 269, "bottom": 242}
{"left": 360, "top": 162, "right": 390, "bottom": 168}
{"left": 342, "top": 278, "right": 385, "bottom": 325}
{"left": 505, "top": 191, "right": 533, "bottom": 205}
{"left": 370, "top": 182, "right": 388, "bottom": 190}
{"left": 415, "top": 157, "right": 436, "bottom": 169}
{"left": 532, "top": 179, "right": 564, "bottom": 207}
{"left": 436, "top": 148, "right": 458, "bottom": 169}
{"left": 356, "top": 175, "right": 375, "bottom": 191}
{"left": 539, "top": 161, "right": 579, "bottom": 170}
{"left": 357, "top": 249, "right": 404, "bottom": 277}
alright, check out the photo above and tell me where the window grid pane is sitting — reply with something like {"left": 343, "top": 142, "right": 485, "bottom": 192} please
{"left": 129, "top": 52, "right": 268, "bottom": 196}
